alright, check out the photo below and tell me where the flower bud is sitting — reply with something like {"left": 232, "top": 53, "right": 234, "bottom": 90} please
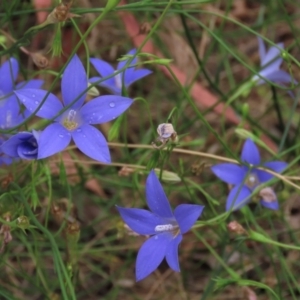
{"left": 259, "top": 187, "right": 276, "bottom": 203}
{"left": 16, "top": 216, "right": 30, "bottom": 230}
{"left": 31, "top": 52, "right": 49, "bottom": 69}
{"left": 157, "top": 123, "right": 176, "bottom": 140}
{"left": 227, "top": 221, "right": 247, "bottom": 235}
{"left": 154, "top": 170, "right": 181, "bottom": 183}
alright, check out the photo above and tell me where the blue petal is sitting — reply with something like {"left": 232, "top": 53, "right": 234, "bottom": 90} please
{"left": 241, "top": 139, "right": 260, "bottom": 165}
{"left": 15, "top": 89, "right": 63, "bottom": 120}
{"left": 116, "top": 206, "right": 167, "bottom": 235}
{"left": 0, "top": 58, "right": 19, "bottom": 93}
{"left": 89, "top": 77, "right": 121, "bottom": 95}
{"left": 16, "top": 79, "right": 44, "bottom": 90}
{"left": 124, "top": 69, "right": 152, "bottom": 87}
{"left": 80, "top": 95, "right": 133, "bottom": 124}
{"left": 257, "top": 161, "right": 287, "bottom": 183}
{"left": 260, "top": 199, "right": 279, "bottom": 210}
{"left": 1, "top": 132, "right": 33, "bottom": 157}
{"left": 145, "top": 170, "right": 174, "bottom": 219}
{"left": 136, "top": 233, "right": 172, "bottom": 281}
{"left": 117, "top": 49, "right": 137, "bottom": 71}
{"left": 265, "top": 70, "right": 297, "bottom": 85}
{"left": 226, "top": 185, "right": 252, "bottom": 212}
{"left": 72, "top": 124, "right": 111, "bottom": 163}
{"left": 257, "top": 37, "right": 266, "bottom": 65}
{"left": 211, "top": 163, "right": 247, "bottom": 185}
{"left": 62, "top": 54, "right": 87, "bottom": 109}
{"left": 262, "top": 43, "right": 284, "bottom": 67}
{"left": 90, "top": 58, "right": 115, "bottom": 84}
{"left": 165, "top": 234, "right": 182, "bottom": 272}
{"left": 174, "top": 204, "right": 204, "bottom": 234}
{"left": 38, "top": 123, "right": 71, "bottom": 159}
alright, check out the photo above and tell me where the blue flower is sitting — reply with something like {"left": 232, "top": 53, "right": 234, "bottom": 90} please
{"left": 15, "top": 54, "right": 133, "bottom": 162}
{"left": 89, "top": 49, "right": 152, "bottom": 95}
{"left": 211, "top": 139, "right": 287, "bottom": 211}
{"left": 117, "top": 170, "right": 204, "bottom": 281}
{"left": 0, "top": 57, "right": 43, "bottom": 116}
{"left": 1, "top": 130, "right": 40, "bottom": 160}
{"left": 252, "top": 37, "right": 297, "bottom": 86}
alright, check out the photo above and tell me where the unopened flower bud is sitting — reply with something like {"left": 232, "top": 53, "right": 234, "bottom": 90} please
{"left": 259, "top": 187, "right": 276, "bottom": 203}
{"left": 31, "top": 52, "right": 49, "bottom": 69}
{"left": 87, "top": 82, "right": 100, "bottom": 96}
{"left": 154, "top": 170, "right": 181, "bottom": 183}
{"left": 16, "top": 216, "right": 30, "bottom": 230}
{"left": 157, "top": 123, "right": 176, "bottom": 140}
{"left": 227, "top": 221, "right": 247, "bottom": 235}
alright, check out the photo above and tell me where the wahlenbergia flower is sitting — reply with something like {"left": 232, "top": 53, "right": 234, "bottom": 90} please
{"left": 0, "top": 57, "right": 43, "bottom": 112}
{"left": 2, "top": 130, "right": 40, "bottom": 160}
{"left": 89, "top": 49, "right": 152, "bottom": 95}
{"left": 15, "top": 54, "right": 133, "bottom": 162}
{"left": 211, "top": 139, "right": 287, "bottom": 211}
{"left": 117, "top": 170, "right": 204, "bottom": 281}
{"left": 252, "top": 37, "right": 297, "bottom": 86}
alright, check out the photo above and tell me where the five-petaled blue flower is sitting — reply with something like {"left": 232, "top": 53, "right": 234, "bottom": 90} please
{"left": 117, "top": 170, "right": 204, "bottom": 281}
{"left": 15, "top": 54, "right": 133, "bottom": 162}
{"left": 211, "top": 139, "right": 287, "bottom": 211}
{"left": 89, "top": 49, "right": 152, "bottom": 95}
{"left": 2, "top": 130, "right": 41, "bottom": 160}
{"left": 252, "top": 37, "right": 297, "bottom": 86}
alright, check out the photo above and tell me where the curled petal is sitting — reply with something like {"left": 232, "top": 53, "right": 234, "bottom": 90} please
{"left": 15, "top": 89, "right": 63, "bottom": 120}
{"left": 80, "top": 95, "right": 133, "bottom": 124}
{"left": 72, "top": 124, "right": 111, "bottom": 163}
{"left": 211, "top": 163, "right": 247, "bottom": 185}
{"left": 62, "top": 54, "right": 87, "bottom": 109}
{"left": 165, "top": 234, "right": 182, "bottom": 272}
{"left": 241, "top": 139, "right": 260, "bottom": 165}
{"left": 226, "top": 185, "right": 252, "bottom": 212}
{"left": 174, "top": 204, "right": 204, "bottom": 234}
{"left": 116, "top": 206, "right": 167, "bottom": 235}
{"left": 136, "top": 233, "right": 172, "bottom": 281}
{"left": 0, "top": 57, "right": 19, "bottom": 93}
{"left": 145, "top": 170, "right": 173, "bottom": 219}
{"left": 38, "top": 123, "right": 71, "bottom": 159}
{"left": 260, "top": 199, "right": 279, "bottom": 210}
{"left": 1, "top": 132, "right": 33, "bottom": 157}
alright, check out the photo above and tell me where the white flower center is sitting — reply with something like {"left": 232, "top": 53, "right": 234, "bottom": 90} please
{"left": 62, "top": 109, "right": 81, "bottom": 131}
{"left": 114, "top": 72, "right": 123, "bottom": 89}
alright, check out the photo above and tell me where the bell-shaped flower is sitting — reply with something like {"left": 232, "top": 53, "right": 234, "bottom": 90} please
{"left": 252, "top": 37, "right": 297, "bottom": 86}
{"left": 211, "top": 139, "right": 287, "bottom": 211}
{"left": 89, "top": 49, "right": 152, "bottom": 95}
{"left": 1, "top": 130, "right": 40, "bottom": 160}
{"left": 15, "top": 54, "right": 133, "bottom": 162}
{"left": 117, "top": 170, "right": 204, "bottom": 281}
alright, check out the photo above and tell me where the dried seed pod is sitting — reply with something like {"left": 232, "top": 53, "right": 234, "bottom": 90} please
{"left": 47, "top": 3, "right": 80, "bottom": 24}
